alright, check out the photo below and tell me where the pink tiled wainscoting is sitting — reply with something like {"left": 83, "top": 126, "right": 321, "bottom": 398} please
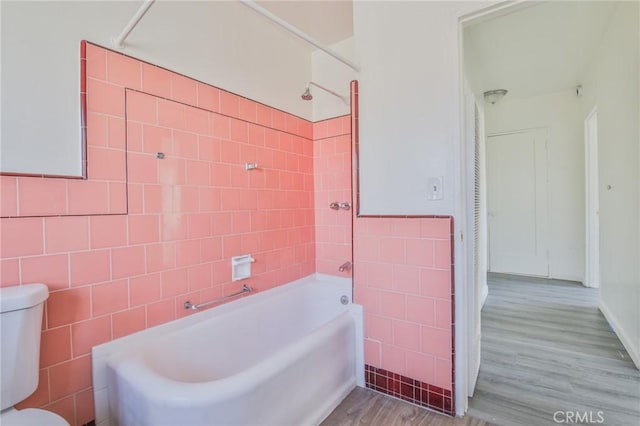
{"left": 353, "top": 217, "right": 455, "bottom": 415}
{"left": 0, "top": 41, "right": 314, "bottom": 426}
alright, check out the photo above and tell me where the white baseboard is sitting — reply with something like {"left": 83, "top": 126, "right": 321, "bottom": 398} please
{"left": 548, "top": 274, "right": 584, "bottom": 284}
{"left": 599, "top": 300, "right": 640, "bottom": 370}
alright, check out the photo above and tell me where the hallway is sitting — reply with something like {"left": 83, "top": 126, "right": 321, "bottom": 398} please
{"left": 468, "top": 274, "right": 640, "bottom": 425}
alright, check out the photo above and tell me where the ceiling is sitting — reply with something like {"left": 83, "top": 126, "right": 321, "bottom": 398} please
{"left": 257, "top": 0, "right": 353, "bottom": 46}
{"left": 464, "top": 1, "right": 618, "bottom": 100}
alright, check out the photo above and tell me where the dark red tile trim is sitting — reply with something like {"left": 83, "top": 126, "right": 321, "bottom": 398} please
{"left": 79, "top": 40, "right": 88, "bottom": 180}
{"left": 351, "top": 80, "right": 361, "bottom": 217}
{"left": 365, "top": 365, "right": 454, "bottom": 416}
{"left": 0, "top": 171, "right": 85, "bottom": 179}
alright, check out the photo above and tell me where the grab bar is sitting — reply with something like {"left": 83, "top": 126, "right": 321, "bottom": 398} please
{"left": 184, "top": 284, "right": 253, "bottom": 310}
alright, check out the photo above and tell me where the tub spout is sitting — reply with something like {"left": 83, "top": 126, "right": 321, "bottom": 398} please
{"left": 338, "top": 261, "right": 352, "bottom": 272}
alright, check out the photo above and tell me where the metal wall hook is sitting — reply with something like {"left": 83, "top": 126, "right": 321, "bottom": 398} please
{"left": 329, "top": 202, "right": 340, "bottom": 210}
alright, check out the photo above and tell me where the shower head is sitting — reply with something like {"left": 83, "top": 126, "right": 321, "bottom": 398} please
{"left": 301, "top": 87, "right": 313, "bottom": 101}
{"left": 300, "top": 82, "right": 347, "bottom": 103}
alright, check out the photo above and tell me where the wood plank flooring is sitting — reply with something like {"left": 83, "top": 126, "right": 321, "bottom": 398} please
{"left": 321, "top": 387, "right": 492, "bottom": 426}
{"left": 468, "top": 273, "right": 640, "bottom": 426}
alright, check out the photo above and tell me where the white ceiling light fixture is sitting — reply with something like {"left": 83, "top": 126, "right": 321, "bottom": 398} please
{"left": 484, "top": 89, "right": 508, "bottom": 104}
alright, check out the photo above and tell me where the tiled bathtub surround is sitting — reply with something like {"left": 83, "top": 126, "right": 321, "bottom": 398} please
{"left": 313, "top": 116, "right": 352, "bottom": 276}
{"left": 0, "top": 42, "right": 314, "bottom": 425}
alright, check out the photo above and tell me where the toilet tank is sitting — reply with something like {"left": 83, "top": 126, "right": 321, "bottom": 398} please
{"left": 0, "top": 284, "right": 49, "bottom": 410}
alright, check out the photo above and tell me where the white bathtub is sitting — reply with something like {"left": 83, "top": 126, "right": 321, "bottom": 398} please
{"left": 92, "top": 274, "right": 364, "bottom": 426}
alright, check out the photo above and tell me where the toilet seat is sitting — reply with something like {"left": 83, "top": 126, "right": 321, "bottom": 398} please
{"left": 0, "top": 407, "right": 69, "bottom": 425}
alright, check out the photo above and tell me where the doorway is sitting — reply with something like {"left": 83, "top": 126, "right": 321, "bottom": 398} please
{"left": 458, "top": 1, "right": 640, "bottom": 423}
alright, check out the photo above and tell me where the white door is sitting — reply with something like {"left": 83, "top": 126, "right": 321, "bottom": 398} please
{"left": 585, "top": 108, "right": 600, "bottom": 288}
{"left": 465, "top": 97, "right": 483, "bottom": 396}
{"left": 487, "top": 129, "right": 549, "bottom": 277}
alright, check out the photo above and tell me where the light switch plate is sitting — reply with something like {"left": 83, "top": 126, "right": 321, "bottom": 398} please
{"left": 427, "top": 176, "right": 444, "bottom": 200}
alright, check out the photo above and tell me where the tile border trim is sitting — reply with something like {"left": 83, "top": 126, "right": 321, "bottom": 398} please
{"left": 365, "top": 364, "right": 454, "bottom": 416}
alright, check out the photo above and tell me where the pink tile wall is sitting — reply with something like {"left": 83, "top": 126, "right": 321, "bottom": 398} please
{"left": 354, "top": 217, "right": 453, "bottom": 391}
{"left": 312, "top": 82, "right": 455, "bottom": 413}
{"left": 1, "top": 60, "right": 457, "bottom": 423}
{"left": 0, "top": 42, "right": 314, "bottom": 426}
{"left": 313, "top": 116, "right": 352, "bottom": 276}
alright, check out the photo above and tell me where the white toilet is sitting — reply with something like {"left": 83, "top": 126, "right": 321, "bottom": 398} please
{"left": 0, "top": 284, "right": 70, "bottom": 425}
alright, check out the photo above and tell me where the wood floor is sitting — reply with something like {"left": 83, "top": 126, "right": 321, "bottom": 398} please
{"left": 321, "top": 387, "right": 491, "bottom": 426}
{"left": 468, "top": 273, "right": 640, "bottom": 426}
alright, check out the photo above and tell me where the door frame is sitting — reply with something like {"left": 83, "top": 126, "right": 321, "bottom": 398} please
{"left": 454, "top": 0, "right": 538, "bottom": 416}
{"left": 584, "top": 107, "right": 600, "bottom": 288}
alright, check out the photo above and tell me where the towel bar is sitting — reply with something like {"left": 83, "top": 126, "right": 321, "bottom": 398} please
{"left": 184, "top": 284, "right": 252, "bottom": 310}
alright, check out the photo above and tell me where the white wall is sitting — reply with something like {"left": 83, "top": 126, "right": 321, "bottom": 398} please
{"left": 581, "top": 2, "right": 639, "bottom": 368}
{"left": 1, "top": 1, "right": 312, "bottom": 177}
{"left": 347, "top": 0, "right": 497, "bottom": 415}
{"left": 352, "top": 1, "right": 494, "bottom": 215}
{"left": 485, "top": 90, "right": 586, "bottom": 282}
{"left": 311, "top": 37, "right": 355, "bottom": 122}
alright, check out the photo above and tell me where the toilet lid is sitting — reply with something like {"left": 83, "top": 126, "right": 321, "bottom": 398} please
{"left": 1, "top": 408, "right": 69, "bottom": 426}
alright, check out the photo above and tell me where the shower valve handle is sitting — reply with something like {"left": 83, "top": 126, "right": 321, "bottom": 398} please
{"left": 329, "top": 202, "right": 351, "bottom": 211}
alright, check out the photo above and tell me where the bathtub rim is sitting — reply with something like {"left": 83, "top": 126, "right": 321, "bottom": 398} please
{"left": 92, "top": 273, "right": 363, "bottom": 426}
{"left": 93, "top": 273, "right": 351, "bottom": 360}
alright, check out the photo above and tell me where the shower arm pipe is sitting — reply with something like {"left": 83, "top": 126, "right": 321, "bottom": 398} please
{"left": 111, "top": 0, "right": 156, "bottom": 48}
{"left": 239, "top": 0, "right": 360, "bottom": 72}
{"left": 308, "top": 82, "right": 348, "bottom": 103}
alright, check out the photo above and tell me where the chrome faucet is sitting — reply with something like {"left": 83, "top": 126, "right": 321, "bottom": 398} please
{"left": 338, "top": 261, "right": 352, "bottom": 272}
